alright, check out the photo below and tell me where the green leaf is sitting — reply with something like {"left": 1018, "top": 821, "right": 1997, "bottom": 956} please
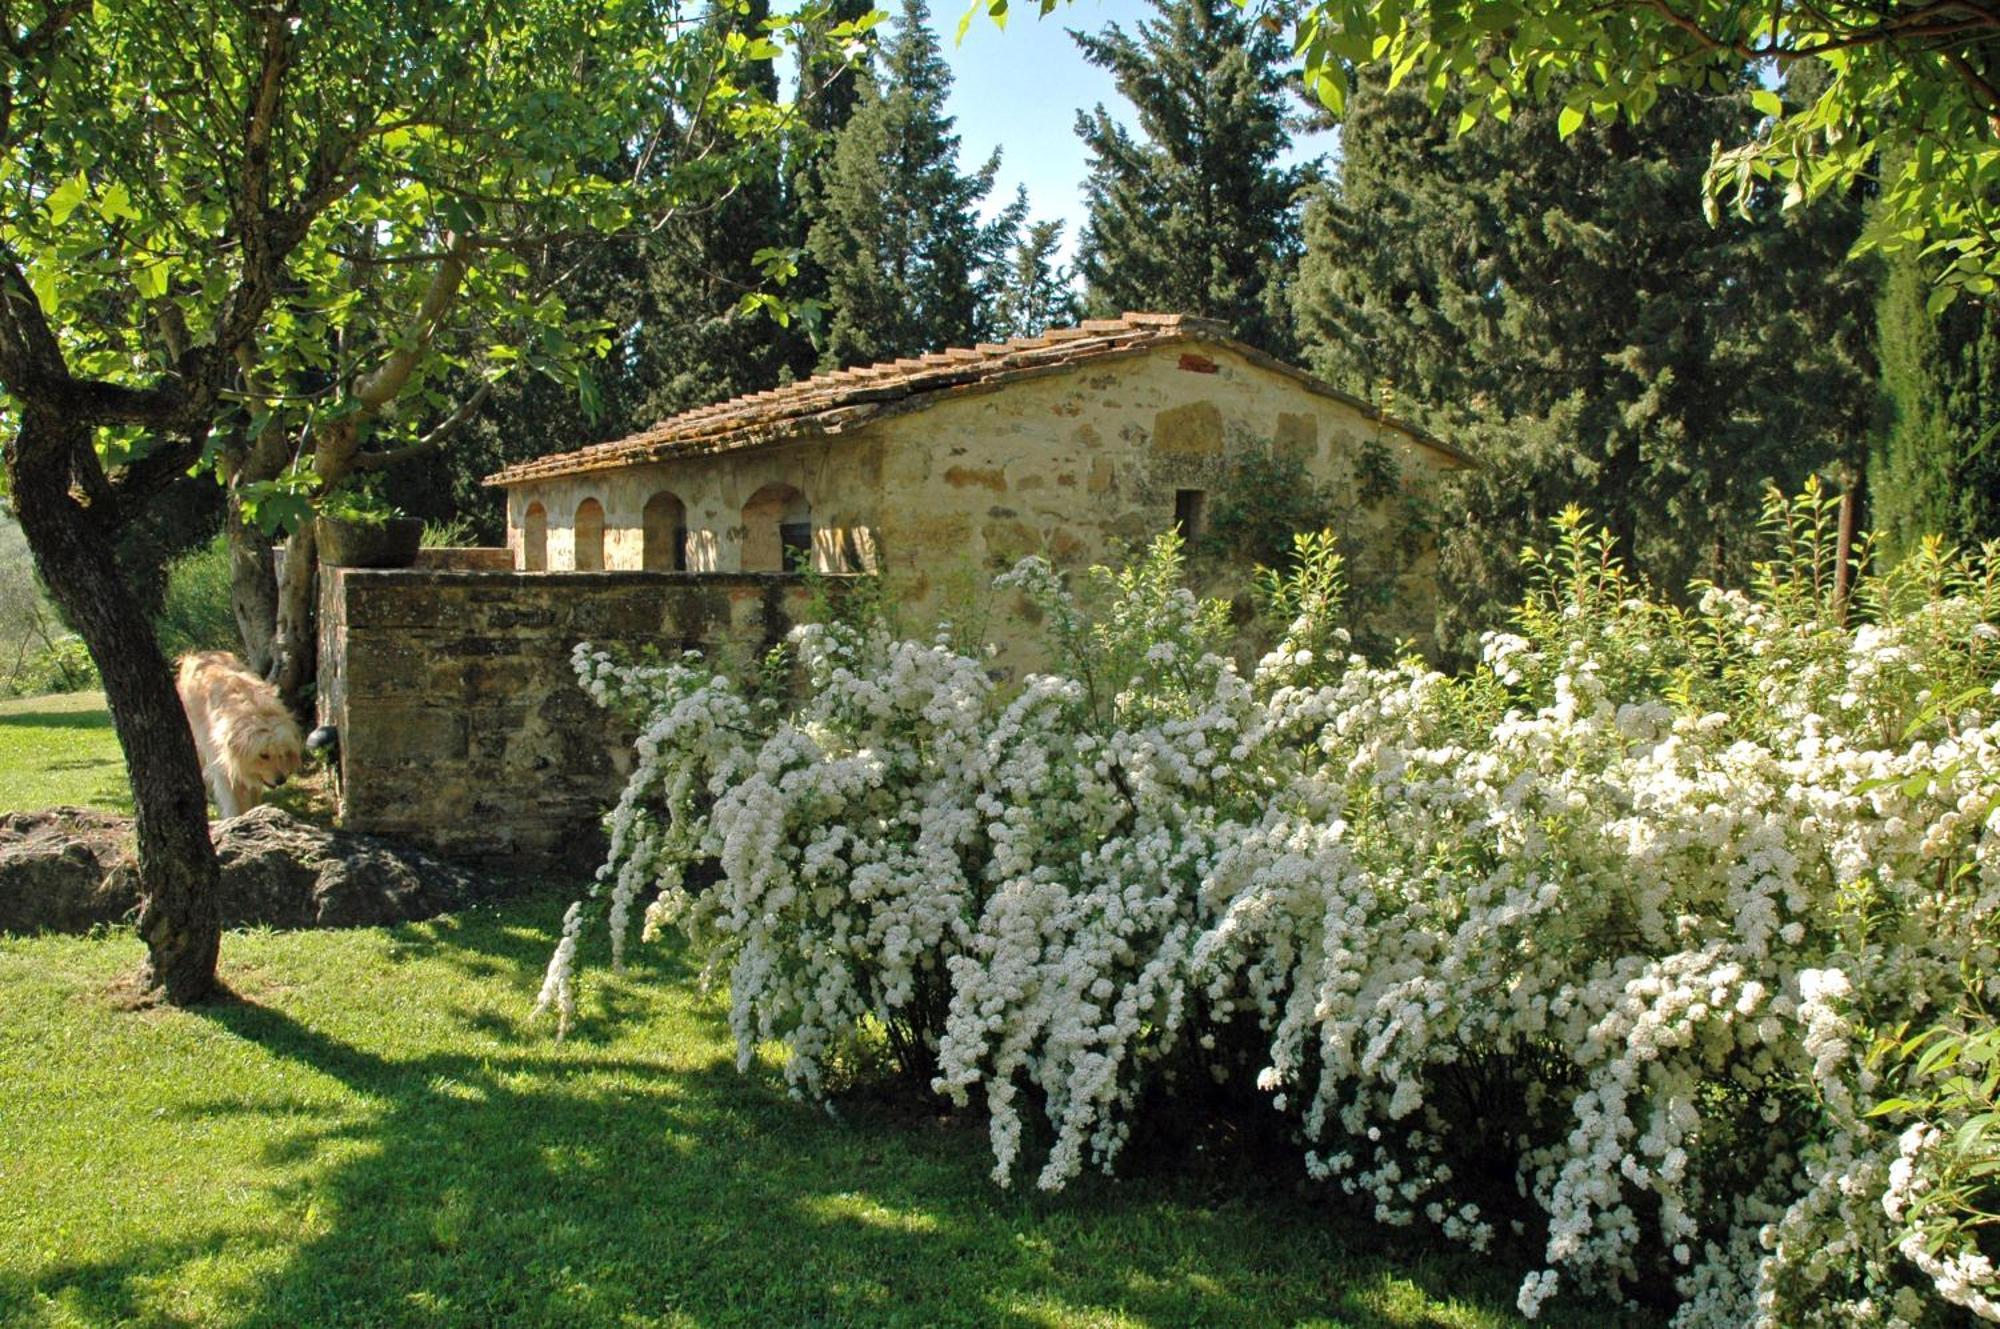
{"left": 132, "top": 259, "right": 170, "bottom": 299}
{"left": 97, "top": 181, "right": 139, "bottom": 223}
{"left": 46, "top": 173, "right": 89, "bottom": 225}
{"left": 1750, "top": 89, "right": 1783, "bottom": 119}
{"left": 1557, "top": 104, "right": 1585, "bottom": 139}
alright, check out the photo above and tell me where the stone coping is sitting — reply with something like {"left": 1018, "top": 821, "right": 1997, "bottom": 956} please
{"left": 328, "top": 568, "right": 871, "bottom": 588}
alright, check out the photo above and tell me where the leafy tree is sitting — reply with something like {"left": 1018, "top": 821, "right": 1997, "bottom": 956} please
{"left": 807, "top": 0, "right": 1024, "bottom": 368}
{"left": 985, "top": 0, "right": 1998, "bottom": 301}
{"left": 1295, "top": 65, "right": 1878, "bottom": 654}
{"left": 1284, "top": 1, "right": 2000, "bottom": 305}
{"left": 1871, "top": 249, "right": 2000, "bottom": 556}
{"left": 989, "top": 205, "right": 1081, "bottom": 338}
{"left": 1070, "top": 0, "right": 1313, "bottom": 352}
{"left": 0, "top": 0, "right": 792, "bottom": 1003}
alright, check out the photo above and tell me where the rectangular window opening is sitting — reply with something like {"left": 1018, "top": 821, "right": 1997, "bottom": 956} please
{"left": 779, "top": 521, "right": 813, "bottom": 570}
{"left": 1174, "top": 489, "right": 1207, "bottom": 542}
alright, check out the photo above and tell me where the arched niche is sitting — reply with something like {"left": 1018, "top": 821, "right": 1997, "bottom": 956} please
{"left": 642, "top": 491, "right": 688, "bottom": 572}
{"left": 740, "top": 482, "right": 810, "bottom": 572}
{"left": 522, "top": 501, "right": 548, "bottom": 572}
{"left": 573, "top": 497, "right": 606, "bottom": 571}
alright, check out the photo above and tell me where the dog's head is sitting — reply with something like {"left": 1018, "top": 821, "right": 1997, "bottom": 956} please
{"left": 226, "top": 711, "right": 305, "bottom": 792}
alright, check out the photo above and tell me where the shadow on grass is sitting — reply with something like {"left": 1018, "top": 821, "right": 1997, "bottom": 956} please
{"left": 0, "top": 707, "right": 113, "bottom": 732}
{"left": 1, "top": 909, "right": 1643, "bottom": 1329}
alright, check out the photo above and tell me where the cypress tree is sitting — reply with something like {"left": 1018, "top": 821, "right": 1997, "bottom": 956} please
{"left": 1870, "top": 256, "right": 2000, "bottom": 556}
{"left": 1296, "top": 66, "right": 1878, "bottom": 654}
{"left": 991, "top": 207, "right": 1082, "bottom": 338}
{"left": 1071, "top": 0, "right": 1310, "bottom": 353}
{"left": 626, "top": 0, "right": 793, "bottom": 420}
{"left": 780, "top": 0, "right": 877, "bottom": 375}
{"left": 807, "top": 0, "right": 1020, "bottom": 368}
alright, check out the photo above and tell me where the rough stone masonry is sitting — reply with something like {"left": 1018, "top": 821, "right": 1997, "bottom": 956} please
{"left": 319, "top": 565, "right": 819, "bottom": 864}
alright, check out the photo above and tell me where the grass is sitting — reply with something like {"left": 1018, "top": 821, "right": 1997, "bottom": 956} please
{"left": 0, "top": 690, "right": 337, "bottom": 820}
{"left": 0, "top": 691, "right": 128, "bottom": 812}
{"left": 0, "top": 900, "right": 1653, "bottom": 1329}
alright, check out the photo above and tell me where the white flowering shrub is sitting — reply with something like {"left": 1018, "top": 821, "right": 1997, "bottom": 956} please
{"left": 546, "top": 489, "right": 2000, "bottom": 1326}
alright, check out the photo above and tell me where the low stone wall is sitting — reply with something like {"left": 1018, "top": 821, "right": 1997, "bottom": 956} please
{"left": 318, "top": 568, "right": 823, "bottom": 864}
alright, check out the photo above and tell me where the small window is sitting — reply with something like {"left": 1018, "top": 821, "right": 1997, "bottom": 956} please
{"left": 741, "top": 482, "right": 809, "bottom": 572}
{"left": 779, "top": 521, "right": 813, "bottom": 568}
{"left": 1174, "top": 489, "right": 1207, "bottom": 542}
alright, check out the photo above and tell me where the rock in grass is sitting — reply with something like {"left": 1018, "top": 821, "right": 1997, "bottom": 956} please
{"left": 0, "top": 807, "right": 138, "bottom": 933}
{"left": 0, "top": 804, "right": 486, "bottom": 934}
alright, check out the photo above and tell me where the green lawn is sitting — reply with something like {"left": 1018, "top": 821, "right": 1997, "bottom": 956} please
{"left": 0, "top": 900, "right": 1646, "bottom": 1329}
{"left": 0, "top": 691, "right": 129, "bottom": 813}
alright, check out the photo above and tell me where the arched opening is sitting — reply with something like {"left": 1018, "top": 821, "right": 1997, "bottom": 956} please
{"left": 522, "top": 502, "right": 547, "bottom": 572}
{"left": 573, "top": 498, "right": 605, "bottom": 571}
{"left": 642, "top": 491, "right": 688, "bottom": 572}
{"left": 740, "top": 483, "right": 810, "bottom": 572}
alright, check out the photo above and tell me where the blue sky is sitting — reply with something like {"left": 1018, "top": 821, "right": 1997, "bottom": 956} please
{"left": 917, "top": 0, "right": 1337, "bottom": 261}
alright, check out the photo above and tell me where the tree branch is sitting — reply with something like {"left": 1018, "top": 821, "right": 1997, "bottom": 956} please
{"left": 350, "top": 379, "right": 494, "bottom": 471}
{"left": 351, "top": 231, "right": 474, "bottom": 409}
{"left": 0, "top": 251, "right": 190, "bottom": 428}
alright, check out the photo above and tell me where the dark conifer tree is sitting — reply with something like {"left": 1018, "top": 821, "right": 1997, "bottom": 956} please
{"left": 1870, "top": 256, "right": 2000, "bottom": 556}
{"left": 780, "top": 0, "right": 877, "bottom": 375}
{"left": 992, "top": 206, "right": 1082, "bottom": 338}
{"left": 1071, "top": 0, "right": 1311, "bottom": 353}
{"left": 806, "top": 0, "right": 1021, "bottom": 368}
{"left": 1296, "top": 66, "right": 1878, "bottom": 655}
{"left": 625, "top": 0, "right": 794, "bottom": 420}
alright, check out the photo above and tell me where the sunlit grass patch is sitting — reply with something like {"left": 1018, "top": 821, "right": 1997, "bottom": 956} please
{"left": 0, "top": 898, "right": 1648, "bottom": 1328}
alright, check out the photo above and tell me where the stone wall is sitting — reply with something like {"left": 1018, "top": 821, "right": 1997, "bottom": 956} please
{"left": 318, "top": 567, "right": 820, "bottom": 864}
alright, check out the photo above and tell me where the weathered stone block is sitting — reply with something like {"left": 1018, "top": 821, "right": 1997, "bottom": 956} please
{"left": 344, "top": 703, "right": 468, "bottom": 763}
{"left": 345, "top": 635, "right": 434, "bottom": 698}
{"left": 944, "top": 465, "right": 1007, "bottom": 492}
{"left": 1151, "top": 400, "right": 1223, "bottom": 457}
{"left": 981, "top": 519, "right": 1041, "bottom": 562}
{"left": 896, "top": 512, "right": 973, "bottom": 558}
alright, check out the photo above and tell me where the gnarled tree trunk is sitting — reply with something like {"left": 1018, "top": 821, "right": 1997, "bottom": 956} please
{"left": 270, "top": 519, "right": 319, "bottom": 706}
{"left": 6, "top": 409, "right": 220, "bottom": 1003}
{"left": 228, "top": 511, "right": 279, "bottom": 677}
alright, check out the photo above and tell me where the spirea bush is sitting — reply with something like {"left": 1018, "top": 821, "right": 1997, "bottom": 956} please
{"left": 542, "top": 486, "right": 2000, "bottom": 1326}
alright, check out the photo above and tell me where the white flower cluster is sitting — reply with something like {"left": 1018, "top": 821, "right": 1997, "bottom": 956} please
{"left": 556, "top": 525, "right": 2000, "bottom": 1326}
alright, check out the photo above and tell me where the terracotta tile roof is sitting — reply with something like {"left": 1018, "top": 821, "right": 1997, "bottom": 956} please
{"left": 485, "top": 312, "right": 1471, "bottom": 486}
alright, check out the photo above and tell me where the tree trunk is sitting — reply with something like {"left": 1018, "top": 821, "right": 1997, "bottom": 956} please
{"left": 5, "top": 409, "right": 220, "bottom": 1004}
{"left": 270, "top": 518, "right": 318, "bottom": 709}
{"left": 218, "top": 406, "right": 299, "bottom": 680}
{"left": 227, "top": 509, "right": 279, "bottom": 677}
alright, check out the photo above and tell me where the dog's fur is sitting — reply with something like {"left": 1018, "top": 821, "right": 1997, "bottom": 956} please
{"left": 176, "top": 651, "right": 303, "bottom": 819}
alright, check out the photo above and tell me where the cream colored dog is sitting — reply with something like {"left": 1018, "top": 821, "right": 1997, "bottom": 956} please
{"left": 176, "top": 651, "right": 303, "bottom": 819}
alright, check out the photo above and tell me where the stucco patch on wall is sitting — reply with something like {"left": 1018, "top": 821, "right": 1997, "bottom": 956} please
{"left": 1151, "top": 400, "right": 1224, "bottom": 458}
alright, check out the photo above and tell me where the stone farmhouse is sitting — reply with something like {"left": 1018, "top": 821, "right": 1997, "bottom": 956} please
{"left": 320, "top": 314, "right": 1470, "bottom": 863}
{"left": 485, "top": 312, "right": 1471, "bottom": 641}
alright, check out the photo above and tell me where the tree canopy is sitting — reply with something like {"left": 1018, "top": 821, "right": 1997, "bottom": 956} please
{"left": 0, "top": 0, "right": 813, "bottom": 1002}
{"left": 979, "top": 0, "right": 2000, "bottom": 304}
